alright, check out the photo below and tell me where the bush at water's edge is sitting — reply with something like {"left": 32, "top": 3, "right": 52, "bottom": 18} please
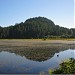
{"left": 49, "top": 58, "right": 75, "bottom": 74}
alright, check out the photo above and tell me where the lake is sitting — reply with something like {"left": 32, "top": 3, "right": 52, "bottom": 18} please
{"left": 0, "top": 49, "right": 75, "bottom": 74}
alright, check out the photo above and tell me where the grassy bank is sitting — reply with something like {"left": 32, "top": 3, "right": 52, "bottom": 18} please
{"left": 0, "top": 39, "right": 75, "bottom": 50}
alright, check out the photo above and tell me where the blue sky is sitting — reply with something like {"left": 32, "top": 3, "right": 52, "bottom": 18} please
{"left": 0, "top": 0, "right": 74, "bottom": 28}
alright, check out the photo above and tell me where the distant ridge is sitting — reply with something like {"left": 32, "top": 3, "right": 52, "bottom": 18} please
{"left": 0, "top": 17, "right": 75, "bottom": 39}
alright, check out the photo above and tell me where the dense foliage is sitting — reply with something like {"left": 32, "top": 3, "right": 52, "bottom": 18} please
{"left": 0, "top": 17, "right": 75, "bottom": 39}
{"left": 49, "top": 58, "right": 75, "bottom": 74}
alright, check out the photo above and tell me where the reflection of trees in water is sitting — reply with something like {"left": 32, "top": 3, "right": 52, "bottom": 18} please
{"left": 0, "top": 45, "right": 75, "bottom": 62}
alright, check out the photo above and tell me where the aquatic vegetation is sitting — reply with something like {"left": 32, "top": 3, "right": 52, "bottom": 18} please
{"left": 49, "top": 58, "right": 75, "bottom": 74}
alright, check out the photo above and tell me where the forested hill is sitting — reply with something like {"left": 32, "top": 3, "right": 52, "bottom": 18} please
{"left": 0, "top": 17, "right": 75, "bottom": 39}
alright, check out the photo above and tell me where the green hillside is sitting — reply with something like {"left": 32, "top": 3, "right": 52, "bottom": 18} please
{"left": 0, "top": 17, "right": 75, "bottom": 39}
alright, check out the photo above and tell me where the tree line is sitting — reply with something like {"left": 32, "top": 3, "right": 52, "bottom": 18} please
{"left": 0, "top": 17, "right": 75, "bottom": 39}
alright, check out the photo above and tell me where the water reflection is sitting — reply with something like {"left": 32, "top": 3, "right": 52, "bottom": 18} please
{"left": 0, "top": 49, "right": 74, "bottom": 74}
{"left": 0, "top": 46, "right": 74, "bottom": 62}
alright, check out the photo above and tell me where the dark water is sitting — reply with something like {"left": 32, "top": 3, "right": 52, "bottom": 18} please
{"left": 0, "top": 49, "right": 74, "bottom": 74}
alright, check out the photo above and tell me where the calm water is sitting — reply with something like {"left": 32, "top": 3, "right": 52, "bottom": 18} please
{"left": 0, "top": 49, "right": 75, "bottom": 74}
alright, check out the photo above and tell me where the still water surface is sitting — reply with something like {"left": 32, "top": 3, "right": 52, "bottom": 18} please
{"left": 0, "top": 49, "right": 74, "bottom": 74}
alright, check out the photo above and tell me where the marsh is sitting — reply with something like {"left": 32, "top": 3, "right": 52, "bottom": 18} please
{"left": 0, "top": 39, "right": 75, "bottom": 74}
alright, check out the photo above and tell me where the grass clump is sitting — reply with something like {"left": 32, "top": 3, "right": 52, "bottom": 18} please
{"left": 49, "top": 58, "right": 75, "bottom": 74}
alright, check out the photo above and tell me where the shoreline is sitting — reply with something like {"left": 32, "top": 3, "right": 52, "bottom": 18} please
{"left": 0, "top": 39, "right": 75, "bottom": 50}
